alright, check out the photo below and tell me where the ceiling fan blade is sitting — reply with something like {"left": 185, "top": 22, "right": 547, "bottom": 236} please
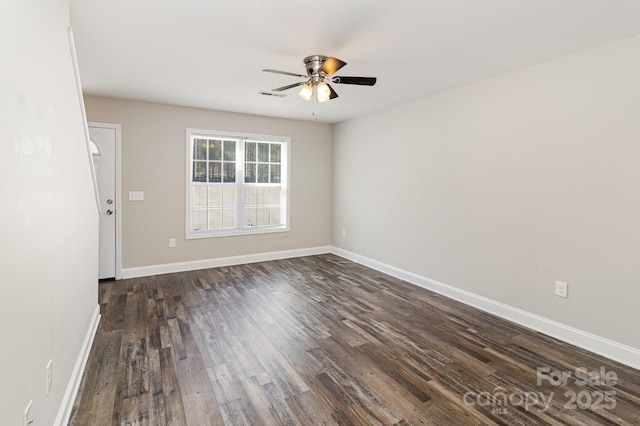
{"left": 332, "top": 76, "right": 377, "bottom": 86}
{"left": 328, "top": 84, "right": 339, "bottom": 100}
{"left": 320, "top": 57, "right": 347, "bottom": 76}
{"left": 263, "top": 69, "right": 307, "bottom": 78}
{"left": 271, "top": 81, "right": 306, "bottom": 92}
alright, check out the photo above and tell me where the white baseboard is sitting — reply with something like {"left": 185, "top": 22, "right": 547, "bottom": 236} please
{"left": 54, "top": 304, "right": 101, "bottom": 426}
{"left": 121, "top": 246, "right": 332, "bottom": 279}
{"left": 331, "top": 247, "right": 640, "bottom": 371}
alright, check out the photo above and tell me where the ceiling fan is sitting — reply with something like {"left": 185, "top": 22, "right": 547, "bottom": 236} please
{"left": 263, "top": 55, "right": 377, "bottom": 103}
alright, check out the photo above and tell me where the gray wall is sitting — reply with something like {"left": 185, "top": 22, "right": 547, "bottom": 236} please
{"left": 333, "top": 34, "right": 640, "bottom": 349}
{"left": 0, "top": 0, "right": 99, "bottom": 422}
{"left": 84, "top": 96, "right": 333, "bottom": 269}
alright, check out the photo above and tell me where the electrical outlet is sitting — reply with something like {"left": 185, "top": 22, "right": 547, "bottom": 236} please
{"left": 46, "top": 359, "right": 53, "bottom": 395}
{"left": 555, "top": 281, "right": 568, "bottom": 298}
{"left": 341, "top": 229, "right": 347, "bottom": 238}
{"left": 24, "top": 400, "right": 33, "bottom": 426}
{"left": 169, "top": 238, "right": 176, "bottom": 248}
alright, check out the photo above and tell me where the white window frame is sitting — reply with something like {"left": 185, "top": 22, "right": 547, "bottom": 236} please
{"left": 186, "top": 128, "right": 290, "bottom": 239}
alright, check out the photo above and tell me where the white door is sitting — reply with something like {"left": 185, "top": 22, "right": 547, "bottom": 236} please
{"left": 90, "top": 125, "right": 118, "bottom": 279}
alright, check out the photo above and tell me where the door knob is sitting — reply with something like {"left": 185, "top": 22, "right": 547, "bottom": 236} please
{"left": 106, "top": 209, "right": 114, "bottom": 215}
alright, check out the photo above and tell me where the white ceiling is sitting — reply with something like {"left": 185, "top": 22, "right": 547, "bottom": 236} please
{"left": 69, "top": 0, "right": 640, "bottom": 124}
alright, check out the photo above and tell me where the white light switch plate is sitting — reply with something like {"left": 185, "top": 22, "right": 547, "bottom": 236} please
{"left": 129, "top": 191, "right": 144, "bottom": 201}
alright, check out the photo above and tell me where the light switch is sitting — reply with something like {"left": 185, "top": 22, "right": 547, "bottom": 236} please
{"left": 129, "top": 191, "right": 144, "bottom": 201}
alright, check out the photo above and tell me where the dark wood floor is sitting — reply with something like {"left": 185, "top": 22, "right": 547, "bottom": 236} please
{"left": 69, "top": 254, "right": 640, "bottom": 425}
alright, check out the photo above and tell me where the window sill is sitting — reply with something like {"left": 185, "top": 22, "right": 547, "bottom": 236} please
{"left": 186, "top": 225, "right": 290, "bottom": 240}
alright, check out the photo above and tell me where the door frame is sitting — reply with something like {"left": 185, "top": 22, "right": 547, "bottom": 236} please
{"left": 89, "top": 121, "right": 122, "bottom": 280}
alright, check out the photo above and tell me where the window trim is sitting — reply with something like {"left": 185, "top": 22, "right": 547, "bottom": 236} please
{"left": 185, "top": 128, "right": 290, "bottom": 239}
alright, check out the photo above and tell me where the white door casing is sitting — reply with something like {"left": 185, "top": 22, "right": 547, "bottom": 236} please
{"left": 89, "top": 123, "right": 121, "bottom": 279}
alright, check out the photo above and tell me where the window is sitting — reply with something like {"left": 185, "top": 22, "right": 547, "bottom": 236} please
{"left": 186, "top": 129, "right": 289, "bottom": 238}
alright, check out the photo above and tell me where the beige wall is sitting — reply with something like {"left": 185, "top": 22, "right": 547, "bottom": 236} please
{"left": 0, "top": 0, "right": 99, "bottom": 423}
{"left": 84, "top": 96, "right": 333, "bottom": 269}
{"left": 333, "top": 34, "right": 640, "bottom": 349}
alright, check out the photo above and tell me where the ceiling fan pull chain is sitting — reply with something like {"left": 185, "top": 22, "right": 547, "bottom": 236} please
{"left": 311, "top": 93, "right": 318, "bottom": 119}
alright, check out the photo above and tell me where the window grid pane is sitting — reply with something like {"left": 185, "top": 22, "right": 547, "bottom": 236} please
{"left": 209, "top": 140, "right": 221, "bottom": 161}
{"left": 270, "top": 144, "right": 281, "bottom": 163}
{"left": 223, "top": 162, "right": 236, "bottom": 183}
{"left": 224, "top": 141, "right": 236, "bottom": 161}
{"left": 193, "top": 208, "right": 207, "bottom": 230}
{"left": 193, "top": 161, "right": 207, "bottom": 182}
{"left": 245, "top": 142, "right": 256, "bottom": 162}
{"left": 208, "top": 186, "right": 222, "bottom": 208}
{"left": 258, "top": 143, "right": 269, "bottom": 162}
{"left": 194, "top": 139, "right": 207, "bottom": 160}
{"left": 208, "top": 162, "right": 221, "bottom": 182}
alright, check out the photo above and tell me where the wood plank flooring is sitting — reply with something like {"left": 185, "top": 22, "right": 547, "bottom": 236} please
{"left": 69, "top": 254, "right": 640, "bottom": 425}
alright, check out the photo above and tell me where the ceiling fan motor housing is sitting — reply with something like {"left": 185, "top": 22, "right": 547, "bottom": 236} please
{"left": 304, "top": 55, "right": 329, "bottom": 82}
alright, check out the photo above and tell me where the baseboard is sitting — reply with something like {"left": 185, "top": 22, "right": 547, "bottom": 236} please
{"left": 54, "top": 304, "right": 101, "bottom": 426}
{"left": 331, "top": 247, "right": 640, "bottom": 371}
{"left": 121, "top": 245, "right": 332, "bottom": 279}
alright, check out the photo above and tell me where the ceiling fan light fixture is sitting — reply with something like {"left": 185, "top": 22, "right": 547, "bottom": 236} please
{"left": 298, "top": 84, "right": 313, "bottom": 101}
{"left": 316, "top": 82, "right": 331, "bottom": 103}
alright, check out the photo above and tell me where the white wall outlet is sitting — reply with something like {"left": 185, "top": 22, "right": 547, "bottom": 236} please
{"left": 46, "top": 359, "right": 53, "bottom": 395}
{"left": 341, "top": 229, "right": 347, "bottom": 238}
{"left": 128, "top": 190, "right": 144, "bottom": 201}
{"left": 555, "top": 280, "right": 568, "bottom": 298}
{"left": 169, "top": 238, "right": 176, "bottom": 248}
{"left": 24, "top": 400, "right": 33, "bottom": 426}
